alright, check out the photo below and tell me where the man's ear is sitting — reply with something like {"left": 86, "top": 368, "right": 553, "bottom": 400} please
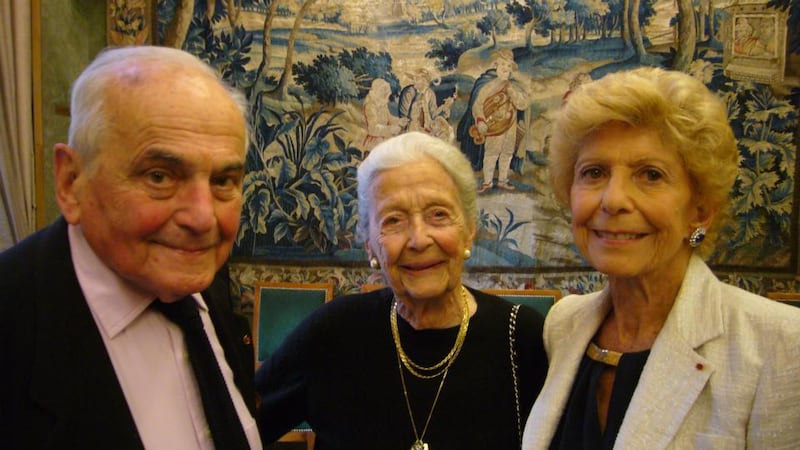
{"left": 54, "top": 143, "right": 83, "bottom": 224}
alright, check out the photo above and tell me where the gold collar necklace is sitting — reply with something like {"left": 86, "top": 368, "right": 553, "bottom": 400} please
{"left": 586, "top": 342, "right": 622, "bottom": 366}
{"left": 391, "top": 286, "right": 470, "bottom": 450}
{"left": 390, "top": 286, "right": 470, "bottom": 379}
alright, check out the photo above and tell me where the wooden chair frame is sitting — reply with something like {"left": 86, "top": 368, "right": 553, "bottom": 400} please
{"left": 766, "top": 292, "right": 800, "bottom": 308}
{"left": 360, "top": 283, "right": 387, "bottom": 293}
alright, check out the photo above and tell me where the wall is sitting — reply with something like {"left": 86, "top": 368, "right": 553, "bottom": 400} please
{"left": 38, "top": 0, "right": 106, "bottom": 225}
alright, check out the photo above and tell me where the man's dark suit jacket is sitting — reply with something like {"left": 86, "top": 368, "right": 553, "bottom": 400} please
{"left": 0, "top": 218, "right": 256, "bottom": 449}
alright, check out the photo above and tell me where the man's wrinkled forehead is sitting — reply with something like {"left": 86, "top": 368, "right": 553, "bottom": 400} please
{"left": 104, "top": 63, "right": 223, "bottom": 112}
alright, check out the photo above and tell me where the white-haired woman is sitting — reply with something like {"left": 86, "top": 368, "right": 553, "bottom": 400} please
{"left": 257, "top": 132, "right": 548, "bottom": 449}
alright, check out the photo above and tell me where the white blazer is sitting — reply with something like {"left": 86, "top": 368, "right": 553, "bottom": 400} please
{"left": 523, "top": 255, "right": 800, "bottom": 449}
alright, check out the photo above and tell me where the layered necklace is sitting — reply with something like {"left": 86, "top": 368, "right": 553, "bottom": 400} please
{"left": 390, "top": 286, "right": 470, "bottom": 450}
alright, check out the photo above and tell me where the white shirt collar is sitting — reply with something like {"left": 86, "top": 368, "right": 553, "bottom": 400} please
{"left": 68, "top": 224, "right": 207, "bottom": 339}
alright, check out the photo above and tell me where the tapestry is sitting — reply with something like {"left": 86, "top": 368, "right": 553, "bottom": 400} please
{"left": 148, "top": 0, "right": 800, "bottom": 273}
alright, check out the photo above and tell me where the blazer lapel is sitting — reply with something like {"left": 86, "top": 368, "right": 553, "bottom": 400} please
{"left": 614, "top": 256, "right": 723, "bottom": 450}
{"left": 28, "top": 219, "right": 142, "bottom": 447}
{"left": 524, "top": 290, "right": 611, "bottom": 449}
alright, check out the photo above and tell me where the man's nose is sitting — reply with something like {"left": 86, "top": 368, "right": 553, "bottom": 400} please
{"left": 174, "top": 182, "right": 216, "bottom": 233}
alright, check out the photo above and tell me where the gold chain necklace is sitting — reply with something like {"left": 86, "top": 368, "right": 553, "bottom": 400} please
{"left": 390, "top": 286, "right": 470, "bottom": 379}
{"left": 397, "top": 353, "right": 449, "bottom": 450}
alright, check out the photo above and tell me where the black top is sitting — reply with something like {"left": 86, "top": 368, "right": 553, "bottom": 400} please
{"left": 550, "top": 349, "right": 651, "bottom": 450}
{"left": 256, "top": 287, "right": 548, "bottom": 450}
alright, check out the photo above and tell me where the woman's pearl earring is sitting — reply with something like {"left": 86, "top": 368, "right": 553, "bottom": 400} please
{"left": 369, "top": 258, "right": 380, "bottom": 269}
{"left": 464, "top": 249, "right": 471, "bottom": 259}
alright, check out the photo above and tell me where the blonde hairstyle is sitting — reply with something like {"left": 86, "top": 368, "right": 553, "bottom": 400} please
{"left": 356, "top": 132, "right": 477, "bottom": 242}
{"left": 549, "top": 67, "right": 738, "bottom": 256}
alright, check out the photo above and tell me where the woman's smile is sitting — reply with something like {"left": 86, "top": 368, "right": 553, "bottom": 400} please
{"left": 400, "top": 259, "right": 445, "bottom": 272}
{"left": 593, "top": 230, "right": 646, "bottom": 241}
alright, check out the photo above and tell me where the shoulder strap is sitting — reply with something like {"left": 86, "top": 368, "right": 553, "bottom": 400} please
{"left": 509, "top": 303, "right": 522, "bottom": 447}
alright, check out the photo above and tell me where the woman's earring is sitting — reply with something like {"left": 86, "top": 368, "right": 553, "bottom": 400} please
{"left": 369, "top": 258, "right": 380, "bottom": 270}
{"left": 689, "top": 226, "right": 706, "bottom": 248}
{"left": 463, "top": 249, "right": 471, "bottom": 259}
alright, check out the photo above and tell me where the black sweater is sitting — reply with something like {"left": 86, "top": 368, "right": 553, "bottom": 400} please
{"left": 256, "top": 287, "right": 548, "bottom": 450}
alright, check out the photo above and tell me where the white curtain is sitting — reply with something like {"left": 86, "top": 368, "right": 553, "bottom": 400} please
{"left": 0, "top": 0, "right": 35, "bottom": 250}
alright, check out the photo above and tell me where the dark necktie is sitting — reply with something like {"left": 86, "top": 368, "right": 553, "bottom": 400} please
{"left": 153, "top": 297, "right": 250, "bottom": 450}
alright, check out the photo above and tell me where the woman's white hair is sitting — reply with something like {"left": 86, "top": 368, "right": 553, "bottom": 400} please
{"left": 356, "top": 131, "right": 478, "bottom": 242}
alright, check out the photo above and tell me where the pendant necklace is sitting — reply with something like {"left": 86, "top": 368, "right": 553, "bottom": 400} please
{"left": 391, "top": 286, "right": 470, "bottom": 450}
{"left": 398, "top": 353, "right": 449, "bottom": 450}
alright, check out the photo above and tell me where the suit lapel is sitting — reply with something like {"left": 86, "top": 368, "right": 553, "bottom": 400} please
{"left": 204, "top": 268, "right": 257, "bottom": 414}
{"left": 614, "top": 256, "right": 723, "bottom": 450}
{"left": 29, "top": 219, "right": 142, "bottom": 447}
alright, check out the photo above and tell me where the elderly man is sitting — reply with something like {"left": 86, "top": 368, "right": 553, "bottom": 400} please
{"left": 0, "top": 46, "right": 261, "bottom": 449}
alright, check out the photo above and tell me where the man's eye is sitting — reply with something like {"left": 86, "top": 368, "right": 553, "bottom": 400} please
{"left": 147, "top": 170, "right": 169, "bottom": 184}
{"left": 213, "top": 176, "right": 236, "bottom": 188}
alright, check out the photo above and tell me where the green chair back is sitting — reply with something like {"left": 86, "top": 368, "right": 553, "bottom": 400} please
{"left": 253, "top": 282, "right": 334, "bottom": 366}
{"left": 485, "top": 288, "right": 563, "bottom": 316}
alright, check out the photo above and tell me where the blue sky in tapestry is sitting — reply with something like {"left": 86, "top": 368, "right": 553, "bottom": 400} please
{"left": 156, "top": 0, "right": 799, "bottom": 271}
